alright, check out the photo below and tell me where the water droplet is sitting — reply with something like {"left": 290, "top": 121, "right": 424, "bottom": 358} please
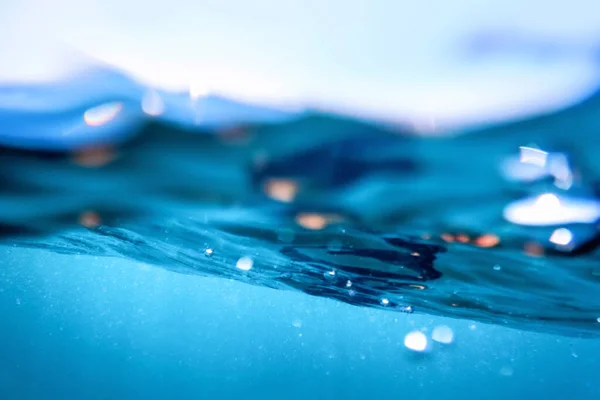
{"left": 380, "top": 298, "right": 390, "bottom": 306}
{"left": 493, "top": 264, "right": 502, "bottom": 271}
{"left": 431, "top": 325, "right": 454, "bottom": 344}
{"left": 404, "top": 330, "right": 429, "bottom": 352}
{"left": 345, "top": 280, "right": 352, "bottom": 288}
{"left": 204, "top": 248, "right": 214, "bottom": 257}
{"left": 236, "top": 257, "right": 253, "bottom": 271}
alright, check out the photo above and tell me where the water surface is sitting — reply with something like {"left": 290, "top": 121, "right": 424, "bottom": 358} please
{"left": 1, "top": 67, "right": 599, "bottom": 338}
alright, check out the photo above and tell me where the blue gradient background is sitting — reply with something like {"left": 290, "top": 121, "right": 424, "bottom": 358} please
{"left": 1, "top": 247, "right": 599, "bottom": 399}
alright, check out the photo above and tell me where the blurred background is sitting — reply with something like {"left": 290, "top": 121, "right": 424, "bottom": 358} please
{"left": 1, "top": 0, "right": 600, "bottom": 127}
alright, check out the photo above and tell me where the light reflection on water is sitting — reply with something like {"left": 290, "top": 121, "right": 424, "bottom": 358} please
{"left": 0, "top": 65, "right": 599, "bottom": 338}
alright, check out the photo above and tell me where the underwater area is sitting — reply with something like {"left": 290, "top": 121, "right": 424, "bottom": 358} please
{"left": 1, "top": 1, "right": 600, "bottom": 398}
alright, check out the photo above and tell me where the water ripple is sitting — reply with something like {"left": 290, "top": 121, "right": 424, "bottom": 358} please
{"left": 1, "top": 67, "right": 599, "bottom": 337}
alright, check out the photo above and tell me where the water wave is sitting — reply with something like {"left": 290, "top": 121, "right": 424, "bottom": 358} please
{"left": 1, "top": 67, "right": 599, "bottom": 337}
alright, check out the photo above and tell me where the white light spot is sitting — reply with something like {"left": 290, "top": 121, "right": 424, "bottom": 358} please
{"left": 431, "top": 325, "right": 454, "bottom": 344}
{"left": 469, "top": 324, "right": 477, "bottom": 330}
{"left": 345, "top": 280, "right": 352, "bottom": 288}
{"left": 493, "top": 264, "right": 502, "bottom": 271}
{"left": 189, "top": 82, "right": 209, "bottom": 100}
{"left": 596, "top": 317, "right": 600, "bottom": 323}
{"left": 519, "top": 146, "right": 548, "bottom": 167}
{"left": 381, "top": 298, "right": 390, "bottom": 306}
{"left": 292, "top": 319, "right": 302, "bottom": 328}
{"left": 204, "top": 248, "right": 214, "bottom": 257}
{"left": 83, "top": 102, "right": 123, "bottom": 127}
{"left": 404, "top": 330, "right": 429, "bottom": 352}
{"left": 141, "top": 90, "right": 164, "bottom": 116}
{"left": 536, "top": 193, "right": 561, "bottom": 208}
{"left": 324, "top": 270, "right": 336, "bottom": 279}
{"left": 550, "top": 228, "right": 574, "bottom": 246}
{"left": 503, "top": 193, "right": 600, "bottom": 226}
{"left": 399, "top": 305, "right": 413, "bottom": 314}
{"left": 236, "top": 256, "right": 253, "bottom": 271}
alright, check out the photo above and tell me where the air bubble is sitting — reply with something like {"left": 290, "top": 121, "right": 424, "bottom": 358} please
{"left": 404, "top": 330, "right": 429, "bottom": 352}
{"left": 431, "top": 325, "right": 454, "bottom": 344}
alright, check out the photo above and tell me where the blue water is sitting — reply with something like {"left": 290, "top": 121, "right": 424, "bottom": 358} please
{"left": 2, "top": 249, "right": 600, "bottom": 399}
{"left": 1, "top": 66, "right": 600, "bottom": 398}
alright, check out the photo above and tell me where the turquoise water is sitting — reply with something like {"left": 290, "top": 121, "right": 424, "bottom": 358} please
{"left": 1, "top": 66, "right": 600, "bottom": 398}
{"left": 2, "top": 249, "right": 600, "bottom": 399}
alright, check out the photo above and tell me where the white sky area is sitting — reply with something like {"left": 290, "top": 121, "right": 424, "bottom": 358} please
{"left": 1, "top": 0, "right": 600, "bottom": 128}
